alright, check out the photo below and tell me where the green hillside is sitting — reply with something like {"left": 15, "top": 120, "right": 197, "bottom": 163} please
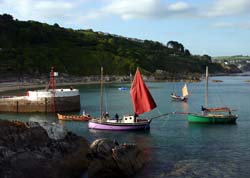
{"left": 0, "top": 14, "right": 236, "bottom": 80}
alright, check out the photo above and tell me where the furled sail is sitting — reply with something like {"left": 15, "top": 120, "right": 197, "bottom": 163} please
{"left": 205, "top": 107, "right": 231, "bottom": 112}
{"left": 182, "top": 83, "right": 189, "bottom": 97}
{"left": 130, "top": 68, "right": 156, "bottom": 115}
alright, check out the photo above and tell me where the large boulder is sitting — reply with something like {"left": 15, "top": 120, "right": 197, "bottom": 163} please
{"left": 0, "top": 120, "right": 90, "bottom": 178}
{"left": 88, "top": 138, "right": 145, "bottom": 178}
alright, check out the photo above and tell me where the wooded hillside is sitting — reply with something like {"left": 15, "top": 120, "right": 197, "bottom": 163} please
{"left": 0, "top": 14, "right": 235, "bottom": 80}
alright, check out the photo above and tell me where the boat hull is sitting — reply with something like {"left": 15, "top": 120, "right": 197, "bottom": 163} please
{"left": 88, "top": 120, "right": 150, "bottom": 131}
{"left": 57, "top": 113, "right": 91, "bottom": 121}
{"left": 171, "top": 95, "right": 187, "bottom": 102}
{"left": 187, "top": 114, "right": 238, "bottom": 124}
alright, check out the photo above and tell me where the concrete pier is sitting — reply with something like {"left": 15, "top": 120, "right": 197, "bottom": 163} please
{"left": 0, "top": 89, "right": 80, "bottom": 113}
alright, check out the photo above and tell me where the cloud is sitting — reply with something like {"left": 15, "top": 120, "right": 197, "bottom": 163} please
{"left": 206, "top": 0, "right": 250, "bottom": 17}
{"left": 213, "top": 22, "right": 234, "bottom": 28}
{"left": 0, "top": 0, "right": 80, "bottom": 21}
{"left": 83, "top": 0, "right": 250, "bottom": 20}
{"left": 33, "top": 1, "right": 74, "bottom": 19}
{"left": 1, "top": 0, "right": 250, "bottom": 29}
{"left": 213, "top": 22, "right": 250, "bottom": 30}
{"left": 168, "top": 2, "right": 190, "bottom": 11}
{"left": 99, "top": 0, "right": 194, "bottom": 20}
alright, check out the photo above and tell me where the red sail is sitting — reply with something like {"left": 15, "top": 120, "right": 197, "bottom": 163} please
{"left": 130, "top": 69, "right": 157, "bottom": 115}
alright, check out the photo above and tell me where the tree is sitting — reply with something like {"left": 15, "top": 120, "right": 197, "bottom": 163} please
{"left": 0, "top": 14, "right": 13, "bottom": 22}
{"left": 53, "top": 23, "right": 60, "bottom": 28}
{"left": 184, "top": 49, "right": 191, "bottom": 56}
{"left": 166, "top": 41, "right": 184, "bottom": 52}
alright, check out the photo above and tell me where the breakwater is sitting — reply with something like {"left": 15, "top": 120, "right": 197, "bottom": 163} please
{"left": 0, "top": 89, "right": 80, "bottom": 113}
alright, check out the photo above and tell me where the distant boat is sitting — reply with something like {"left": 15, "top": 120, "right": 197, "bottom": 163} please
{"left": 171, "top": 83, "right": 188, "bottom": 102}
{"left": 57, "top": 113, "right": 91, "bottom": 121}
{"left": 187, "top": 66, "right": 238, "bottom": 124}
{"left": 88, "top": 67, "right": 157, "bottom": 131}
{"left": 212, "top": 79, "right": 223, "bottom": 83}
{"left": 118, "top": 87, "right": 128, "bottom": 91}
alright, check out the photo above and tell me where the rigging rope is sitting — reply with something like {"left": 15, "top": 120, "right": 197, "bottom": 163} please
{"left": 149, "top": 111, "right": 193, "bottom": 122}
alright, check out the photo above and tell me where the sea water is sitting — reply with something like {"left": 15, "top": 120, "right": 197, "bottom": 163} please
{"left": 1, "top": 75, "right": 250, "bottom": 177}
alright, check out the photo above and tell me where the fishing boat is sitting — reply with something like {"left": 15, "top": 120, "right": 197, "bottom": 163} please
{"left": 57, "top": 113, "right": 91, "bottom": 121}
{"left": 88, "top": 67, "right": 157, "bottom": 131}
{"left": 187, "top": 66, "right": 238, "bottom": 124}
{"left": 170, "top": 83, "right": 188, "bottom": 102}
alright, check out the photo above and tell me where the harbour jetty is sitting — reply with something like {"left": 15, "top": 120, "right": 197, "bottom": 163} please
{"left": 0, "top": 88, "right": 80, "bottom": 112}
{"left": 0, "top": 66, "right": 80, "bottom": 113}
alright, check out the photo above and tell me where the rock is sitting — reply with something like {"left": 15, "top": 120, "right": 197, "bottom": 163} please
{"left": 90, "top": 138, "right": 118, "bottom": 157}
{"left": 88, "top": 138, "right": 145, "bottom": 178}
{"left": 0, "top": 120, "right": 90, "bottom": 178}
{"left": 112, "top": 144, "right": 145, "bottom": 176}
{"left": 38, "top": 121, "right": 67, "bottom": 140}
{"left": 0, "top": 120, "right": 146, "bottom": 178}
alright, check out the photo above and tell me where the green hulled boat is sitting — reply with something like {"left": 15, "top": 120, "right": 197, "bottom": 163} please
{"left": 187, "top": 66, "right": 238, "bottom": 124}
{"left": 187, "top": 113, "right": 238, "bottom": 124}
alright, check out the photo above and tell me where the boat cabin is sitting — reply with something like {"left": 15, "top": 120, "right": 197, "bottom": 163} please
{"left": 122, "top": 115, "right": 136, "bottom": 123}
{"left": 107, "top": 115, "right": 137, "bottom": 124}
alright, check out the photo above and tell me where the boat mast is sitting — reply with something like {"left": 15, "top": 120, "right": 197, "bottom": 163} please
{"left": 205, "top": 66, "right": 208, "bottom": 108}
{"left": 100, "top": 67, "right": 104, "bottom": 118}
{"left": 51, "top": 66, "right": 56, "bottom": 114}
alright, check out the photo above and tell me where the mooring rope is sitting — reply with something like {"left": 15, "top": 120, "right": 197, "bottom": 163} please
{"left": 149, "top": 111, "right": 193, "bottom": 123}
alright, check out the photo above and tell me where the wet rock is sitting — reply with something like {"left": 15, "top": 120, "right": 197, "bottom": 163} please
{"left": 38, "top": 121, "right": 67, "bottom": 140}
{"left": 90, "top": 138, "right": 118, "bottom": 157}
{"left": 89, "top": 138, "right": 145, "bottom": 178}
{"left": 0, "top": 120, "right": 90, "bottom": 178}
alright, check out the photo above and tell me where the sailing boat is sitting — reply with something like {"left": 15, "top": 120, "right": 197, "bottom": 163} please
{"left": 170, "top": 83, "right": 189, "bottom": 102}
{"left": 187, "top": 66, "right": 238, "bottom": 124}
{"left": 88, "top": 67, "right": 157, "bottom": 130}
{"left": 57, "top": 111, "right": 91, "bottom": 121}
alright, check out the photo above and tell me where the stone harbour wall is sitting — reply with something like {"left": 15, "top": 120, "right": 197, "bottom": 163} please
{"left": 0, "top": 95, "right": 80, "bottom": 112}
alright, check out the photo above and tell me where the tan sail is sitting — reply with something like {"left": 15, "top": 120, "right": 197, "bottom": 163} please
{"left": 182, "top": 83, "right": 189, "bottom": 97}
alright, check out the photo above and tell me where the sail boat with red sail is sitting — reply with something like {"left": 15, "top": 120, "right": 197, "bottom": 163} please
{"left": 88, "top": 67, "right": 157, "bottom": 130}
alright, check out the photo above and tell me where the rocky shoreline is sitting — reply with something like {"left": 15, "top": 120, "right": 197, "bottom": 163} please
{"left": 0, "top": 120, "right": 145, "bottom": 178}
{"left": 0, "top": 73, "right": 201, "bottom": 93}
{"left": 1, "top": 71, "right": 246, "bottom": 93}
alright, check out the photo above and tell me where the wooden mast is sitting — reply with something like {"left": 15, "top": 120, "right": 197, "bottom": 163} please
{"left": 51, "top": 66, "right": 56, "bottom": 114}
{"left": 205, "top": 66, "right": 208, "bottom": 108}
{"left": 100, "top": 67, "right": 104, "bottom": 119}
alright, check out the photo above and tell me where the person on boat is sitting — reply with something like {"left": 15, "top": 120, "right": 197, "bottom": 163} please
{"left": 134, "top": 113, "right": 138, "bottom": 122}
{"left": 182, "top": 97, "right": 187, "bottom": 102}
{"left": 171, "top": 92, "right": 177, "bottom": 97}
{"left": 201, "top": 106, "right": 207, "bottom": 115}
{"left": 104, "top": 111, "right": 109, "bottom": 118}
{"left": 115, "top": 113, "right": 119, "bottom": 122}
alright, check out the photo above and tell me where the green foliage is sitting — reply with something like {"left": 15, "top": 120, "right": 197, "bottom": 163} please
{"left": 0, "top": 14, "right": 228, "bottom": 78}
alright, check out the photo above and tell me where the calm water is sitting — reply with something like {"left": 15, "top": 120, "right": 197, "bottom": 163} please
{"left": 1, "top": 76, "right": 250, "bottom": 178}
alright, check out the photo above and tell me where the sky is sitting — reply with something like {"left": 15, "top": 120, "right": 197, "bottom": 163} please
{"left": 0, "top": 0, "right": 250, "bottom": 56}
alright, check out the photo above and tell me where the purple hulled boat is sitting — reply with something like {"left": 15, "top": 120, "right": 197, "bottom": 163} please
{"left": 88, "top": 67, "right": 157, "bottom": 131}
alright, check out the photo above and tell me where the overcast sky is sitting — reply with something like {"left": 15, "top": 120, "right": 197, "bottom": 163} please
{"left": 1, "top": 0, "right": 250, "bottom": 56}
